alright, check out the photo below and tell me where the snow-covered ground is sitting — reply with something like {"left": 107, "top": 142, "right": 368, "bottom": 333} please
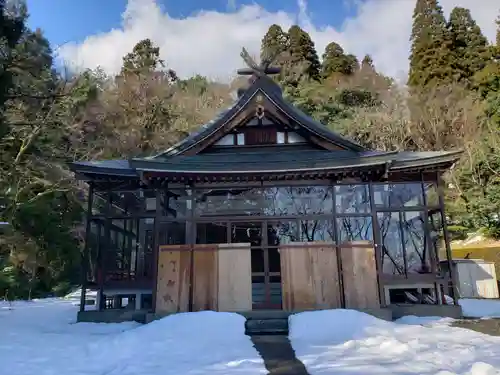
{"left": 3, "top": 297, "right": 500, "bottom": 375}
{"left": 289, "top": 309, "right": 500, "bottom": 375}
{"left": 0, "top": 299, "right": 265, "bottom": 375}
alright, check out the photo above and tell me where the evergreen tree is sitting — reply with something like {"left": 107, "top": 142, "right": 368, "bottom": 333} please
{"left": 0, "top": 0, "right": 26, "bottom": 137}
{"left": 260, "top": 24, "right": 288, "bottom": 64}
{"left": 121, "top": 39, "right": 164, "bottom": 76}
{"left": 448, "top": 7, "right": 489, "bottom": 84}
{"left": 120, "top": 38, "right": 177, "bottom": 84}
{"left": 345, "top": 54, "right": 359, "bottom": 75}
{"left": 408, "top": 0, "right": 454, "bottom": 88}
{"left": 361, "top": 54, "right": 374, "bottom": 70}
{"left": 11, "top": 28, "right": 55, "bottom": 98}
{"left": 496, "top": 14, "right": 500, "bottom": 47}
{"left": 285, "top": 25, "right": 321, "bottom": 84}
{"left": 321, "top": 42, "right": 358, "bottom": 77}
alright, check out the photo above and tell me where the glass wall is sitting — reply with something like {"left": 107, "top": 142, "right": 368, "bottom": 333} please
{"left": 90, "top": 181, "right": 444, "bottom": 280}
{"left": 373, "top": 182, "right": 439, "bottom": 278}
{"left": 190, "top": 181, "right": 443, "bottom": 280}
{"left": 84, "top": 178, "right": 451, "bottom": 311}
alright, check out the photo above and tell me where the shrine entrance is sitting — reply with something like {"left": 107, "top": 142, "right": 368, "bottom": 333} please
{"left": 230, "top": 221, "right": 282, "bottom": 310}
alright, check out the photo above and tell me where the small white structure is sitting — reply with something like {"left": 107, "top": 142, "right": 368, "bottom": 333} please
{"left": 444, "top": 259, "right": 499, "bottom": 299}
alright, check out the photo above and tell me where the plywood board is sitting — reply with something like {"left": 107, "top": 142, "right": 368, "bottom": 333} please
{"left": 280, "top": 242, "right": 341, "bottom": 311}
{"left": 341, "top": 241, "right": 380, "bottom": 309}
{"left": 456, "top": 260, "right": 499, "bottom": 299}
{"left": 156, "top": 245, "right": 191, "bottom": 313}
{"left": 217, "top": 243, "right": 252, "bottom": 312}
{"left": 192, "top": 245, "right": 219, "bottom": 311}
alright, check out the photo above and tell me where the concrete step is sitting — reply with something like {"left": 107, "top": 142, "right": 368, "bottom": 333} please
{"left": 245, "top": 318, "right": 289, "bottom": 336}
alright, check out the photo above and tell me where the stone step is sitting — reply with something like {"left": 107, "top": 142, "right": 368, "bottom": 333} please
{"left": 240, "top": 310, "right": 291, "bottom": 320}
{"left": 245, "top": 318, "right": 289, "bottom": 336}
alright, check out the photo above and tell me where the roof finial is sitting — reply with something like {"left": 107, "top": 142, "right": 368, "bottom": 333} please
{"left": 237, "top": 47, "right": 281, "bottom": 77}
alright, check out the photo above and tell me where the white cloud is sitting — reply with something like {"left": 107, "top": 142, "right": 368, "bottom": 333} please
{"left": 56, "top": 0, "right": 499, "bottom": 81}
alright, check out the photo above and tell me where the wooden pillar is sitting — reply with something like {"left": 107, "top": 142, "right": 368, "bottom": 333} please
{"left": 187, "top": 184, "right": 195, "bottom": 312}
{"left": 151, "top": 187, "right": 161, "bottom": 312}
{"left": 437, "top": 174, "right": 458, "bottom": 304}
{"left": 98, "top": 186, "right": 112, "bottom": 311}
{"left": 331, "top": 182, "right": 346, "bottom": 308}
{"left": 80, "top": 182, "right": 94, "bottom": 312}
{"left": 421, "top": 173, "right": 440, "bottom": 304}
{"left": 368, "top": 182, "right": 385, "bottom": 307}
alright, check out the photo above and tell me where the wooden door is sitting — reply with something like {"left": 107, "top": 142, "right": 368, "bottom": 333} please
{"left": 192, "top": 245, "right": 219, "bottom": 311}
{"left": 218, "top": 243, "right": 252, "bottom": 311}
{"left": 340, "top": 241, "right": 380, "bottom": 309}
{"left": 156, "top": 245, "right": 191, "bottom": 313}
{"left": 156, "top": 243, "right": 253, "bottom": 313}
{"left": 280, "top": 242, "right": 341, "bottom": 311}
{"left": 156, "top": 244, "right": 219, "bottom": 313}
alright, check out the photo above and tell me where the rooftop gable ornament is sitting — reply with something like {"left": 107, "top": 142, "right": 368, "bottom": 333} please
{"left": 237, "top": 47, "right": 281, "bottom": 77}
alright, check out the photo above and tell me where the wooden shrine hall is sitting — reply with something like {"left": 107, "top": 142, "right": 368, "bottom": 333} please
{"left": 70, "top": 50, "right": 464, "bottom": 322}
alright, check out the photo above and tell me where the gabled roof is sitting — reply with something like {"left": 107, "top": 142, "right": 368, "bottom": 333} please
{"left": 154, "top": 75, "right": 366, "bottom": 157}
{"left": 68, "top": 68, "right": 464, "bottom": 181}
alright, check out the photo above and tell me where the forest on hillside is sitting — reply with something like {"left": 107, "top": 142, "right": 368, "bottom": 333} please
{"left": 1, "top": 0, "right": 500, "bottom": 299}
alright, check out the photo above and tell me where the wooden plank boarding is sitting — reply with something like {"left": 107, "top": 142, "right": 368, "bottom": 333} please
{"left": 341, "top": 241, "right": 380, "bottom": 309}
{"left": 280, "top": 242, "right": 341, "bottom": 311}
{"left": 156, "top": 245, "right": 191, "bottom": 313}
{"left": 217, "top": 243, "right": 252, "bottom": 311}
{"left": 192, "top": 245, "right": 218, "bottom": 311}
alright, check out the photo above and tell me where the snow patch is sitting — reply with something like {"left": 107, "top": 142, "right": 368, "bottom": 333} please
{"left": 0, "top": 299, "right": 265, "bottom": 375}
{"left": 289, "top": 309, "right": 500, "bottom": 375}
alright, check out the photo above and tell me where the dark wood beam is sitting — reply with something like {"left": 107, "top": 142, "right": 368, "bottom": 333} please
{"left": 80, "top": 182, "right": 94, "bottom": 312}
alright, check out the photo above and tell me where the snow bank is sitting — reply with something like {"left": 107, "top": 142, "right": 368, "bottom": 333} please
{"left": 289, "top": 309, "right": 500, "bottom": 375}
{"left": 0, "top": 299, "right": 265, "bottom": 375}
{"left": 460, "top": 299, "right": 500, "bottom": 319}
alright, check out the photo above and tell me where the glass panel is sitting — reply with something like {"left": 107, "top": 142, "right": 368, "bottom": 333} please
{"left": 251, "top": 249, "right": 265, "bottom": 273}
{"left": 267, "top": 221, "right": 298, "bottom": 245}
{"left": 197, "top": 222, "right": 226, "bottom": 244}
{"left": 165, "top": 189, "right": 188, "bottom": 218}
{"left": 428, "top": 209, "right": 445, "bottom": 266}
{"left": 141, "top": 294, "right": 153, "bottom": 310}
{"left": 423, "top": 182, "right": 439, "bottom": 208}
{"left": 373, "top": 183, "right": 424, "bottom": 208}
{"left": 268, "top": 248, "right": 281, "bottom": 273}
{"left": 162, "top": 221, "right": 187, "bottom": 245}
{"left": 298, "top": 219, "right": 334, "bottom": 242}
{"left": 195, "top": 186, "right": 333, "bottom": 216}
{"left": 378, "top": 212, "right": 405, "bottom": 275}
{"left": 142, "top": 228, "right": 154, "bottom": 279}
{"left": 402, "top": 211, "right": 431, "bottom": 274}
{"left": 231, "top": 222, "right": 261, "bottom": 246}
{"left": 337, "top": 216, "right": 373, "bottom": 242}
{"left": 103, "top": 219, "right": 138, "bottom": 281}
{"left": 335, "top": 184, "right": 371, "bottom": 213}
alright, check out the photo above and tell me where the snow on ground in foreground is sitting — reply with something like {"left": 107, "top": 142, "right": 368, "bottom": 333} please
{"left": 460, "top": 298, "right": 500, "bottom": 319}
{"left": 289, "top": 309, "right": 500, "bottom": 375}
{"left": 0, "top": 299, "right": 265, "bottom": 375}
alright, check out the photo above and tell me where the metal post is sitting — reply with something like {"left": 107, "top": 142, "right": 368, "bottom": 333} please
{"left": 80, "top": 182, "right": 94, "bottom": 312}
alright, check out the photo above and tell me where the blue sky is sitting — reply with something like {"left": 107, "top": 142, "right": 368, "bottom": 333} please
{"left": 25, "top": 0, "right": 497, "bottom": 81}
{"left": 26, "top": 0, "right": 356, "bottom": 49}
